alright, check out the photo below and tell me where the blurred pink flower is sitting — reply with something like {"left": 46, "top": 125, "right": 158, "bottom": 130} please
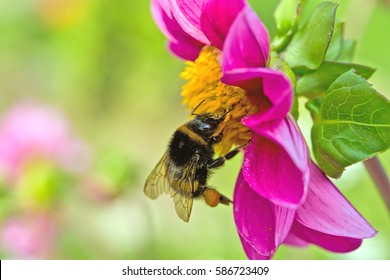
{"left": 0, "top": 213, "right": 57, "bottom": 259}
{"left": 0, "top": 101, "right": 90, "bottom": 184}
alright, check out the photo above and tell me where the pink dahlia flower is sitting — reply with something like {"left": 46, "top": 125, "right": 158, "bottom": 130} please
{"left": 151, "top": 0, "right": 376, "bottom": 259}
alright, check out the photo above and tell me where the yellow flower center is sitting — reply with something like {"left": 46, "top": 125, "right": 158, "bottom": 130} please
{"left": 180, "top": 46, "right": 258, "bottom": 155}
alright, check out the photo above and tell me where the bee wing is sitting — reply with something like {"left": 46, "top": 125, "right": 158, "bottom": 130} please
{"left": 169, "top": 154, "right": 200, "bottom": 222}
{"left": 171, "top": 190, "right": 194, "bottom": 223}
{"left": 145, "top": 151, "right": 200, "bottom": 223}
{"left": 144, "top": 152, "right": 170, "bottom": 199}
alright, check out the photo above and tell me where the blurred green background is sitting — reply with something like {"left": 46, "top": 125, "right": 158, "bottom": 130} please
{"left": 0, "top": 0, "right": 389, "bottom": 260}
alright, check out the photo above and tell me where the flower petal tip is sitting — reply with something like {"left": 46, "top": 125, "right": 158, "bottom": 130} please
{"left": 169, "top": 0, "right": 210, "bottom": 44}
{"left": 200, "top": 0, "right": 246, "bottom": 49}
{"left": 296, "top": 162, "right": 377, "bottom": 240}
{"left": 222, "top": 6, "right": 270, "bottom": 71}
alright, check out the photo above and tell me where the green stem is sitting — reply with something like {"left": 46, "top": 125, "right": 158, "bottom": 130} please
{"left": 364, "top": 157, "right": 390, "bottom": 213}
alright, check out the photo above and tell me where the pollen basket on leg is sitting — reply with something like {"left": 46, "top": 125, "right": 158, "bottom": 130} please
{"left": 180, "top": 46, "right": 258, "bottom": 155}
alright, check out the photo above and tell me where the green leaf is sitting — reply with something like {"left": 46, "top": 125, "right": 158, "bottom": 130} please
{"left": 272, "top": 0, "right": 307, "bottom": 52}
{"left": 311, "top": 70, "right": 390, "bottom": 178}
{"left": 338, "top": 39, "right": 357, "bottom": 62}
{"left": 283, "top": 2, "right": 338, "bottom": 73}
{"left": 296, "top": 61, "right": 375, "bottom": 98}
{"left": 291, "top": 94, "right": 299, "bottom": 120}
{"left": 325, "top": 22, "right": 344, "bottom": 61}
{"left": 306, "top": 98, "right": 322, "bottom": 122}
{"left": 270, "top": 52, "right": 299, "bottom": 119}
{"left": 325, "top": 22, "right": 357, "bottom": 62}
{"left": 270, "top": 52, "right": 297, "bottom": 88}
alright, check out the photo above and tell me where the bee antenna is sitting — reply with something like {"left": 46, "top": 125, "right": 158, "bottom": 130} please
{"left": 226, "top": 105, "right": 236, "bottom": 114}
{"left": 191, "top": 100, "right": 206, "bottom": 116}
{"left": 219, "top": 105, "right": 236, "bottom": 119}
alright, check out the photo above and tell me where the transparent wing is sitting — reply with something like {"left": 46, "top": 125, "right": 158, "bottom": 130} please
{"left": 145, "top": 151, "right": 200, "bottom": 222}
{"left": 169, "top": 153, "right": 200, "bottom": 222}
{"left": 171, "top": 190, "right": 194, "bottom": 223}
{"left": 144, "top": 152, "right": 170, "bottom": 199}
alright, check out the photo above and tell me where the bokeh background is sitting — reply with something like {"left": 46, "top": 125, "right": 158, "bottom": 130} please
{"left": 0, "top": 0, "right": 389, "bottom": 260}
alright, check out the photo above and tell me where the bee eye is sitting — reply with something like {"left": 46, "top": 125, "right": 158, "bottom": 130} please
{"left": 193, "top": 115, "right": 221, "bottom": 133}
{"left": 200, "top": 123, "right": 211, "bottom": 131}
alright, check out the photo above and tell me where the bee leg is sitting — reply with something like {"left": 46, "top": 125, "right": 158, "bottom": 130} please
{"left": 217, "top": 192, "right": 233, "bottom": 205}
{"left": 209, "top": 131, "right": 223, "bottom": 144}
{"left": 208, "top": 140, "right": 251, "bottom": 169}
{"left": 202, "top": 187, "right": 232, "bottom": 207}
{"left": 208, "top": 141, "right": 250, "bottom": 169}
{"left": 192, "top": 186, "right": 206, "bottom": 198}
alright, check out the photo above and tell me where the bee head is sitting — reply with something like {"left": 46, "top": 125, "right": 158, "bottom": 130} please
{"left": 192, "top": 113, "right": 225, "bottom": 137}
{"left": 188, "top": 101, "right": 235, "bottom": 138}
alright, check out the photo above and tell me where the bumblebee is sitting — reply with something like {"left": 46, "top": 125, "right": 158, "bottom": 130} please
{"left": 144, "top": 105, "right": 245, "bottom": 222}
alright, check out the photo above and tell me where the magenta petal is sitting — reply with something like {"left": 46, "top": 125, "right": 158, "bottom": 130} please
{"left": 284, "top": 231, "right": 310, "bottom": 247}
{"left": 152, "top": 0, "right": 203, "bottom": 60}
{"left": 169, "top": 0, "right": 210, "bottom": 44}
{"left": 291, "top": 221, "right": 363, "bottom": 253}
{"left": 295, "top": 162, "right": 377, "bottom": 239}
{"left": 238, "top": 235, "right": 271, "bottom": 260}
{"left": 245, "top": 117, "right": 309, "bottom": 177}
{"left": 222, "top": 7, "right": 269, "bottom": 71}
{"left": 168, "top": 39, "right": 202, "bottom": 61}
{"left": 200, "top": 0, "right": 246, "bottom": 50}
{"left": 242, "top": 118, "right": 310, "bottom": 207}
{"left": 223, "top": 68, "right": 292, "bottom": 121}
{"left": 234, "top": 171, "right": 295, "bottom": 256}
{"left": 152, "top": 0, "right": 176, "bottom": 42}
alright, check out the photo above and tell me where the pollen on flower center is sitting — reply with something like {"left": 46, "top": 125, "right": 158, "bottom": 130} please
{"left": 180, "top": 46, "right": 258, "bottom": 155}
